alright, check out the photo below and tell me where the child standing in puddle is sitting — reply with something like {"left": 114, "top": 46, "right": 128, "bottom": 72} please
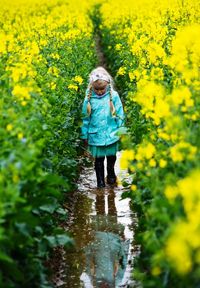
{"left": 81, "top": 67, "right": 125, "bottom": 188}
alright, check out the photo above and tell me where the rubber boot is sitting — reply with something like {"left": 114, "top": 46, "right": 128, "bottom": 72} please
{"left": 95, "top": 157, "right": 105, "bottom": 188}
{"left": 107, "top": 155, "right": 117, "bottom": 184}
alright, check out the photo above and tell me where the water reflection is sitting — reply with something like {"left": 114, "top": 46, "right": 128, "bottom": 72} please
{"left": 54, "top": 152, "right": 136, "bottom": 287}
{"left": 81, "top": 188, "right": 130, "bottom": 288}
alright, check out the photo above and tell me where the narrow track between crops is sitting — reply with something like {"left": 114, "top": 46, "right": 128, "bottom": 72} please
{"left": 50, "top": 28, "right": 140, "bottom": 288}
{"left": 52, "top": 152, "right": 139, "bottom": 287}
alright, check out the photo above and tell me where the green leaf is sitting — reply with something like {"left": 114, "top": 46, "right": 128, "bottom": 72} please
{"left": 44, "top": 234, "right": 73, "bottom": 247}
{"left": 56, "top": 234, "right": 73, "bottom": 246}
{"left": 0, "top": 252, "right": 13, "bottom": 263}
{"left": 56, "top": 207, "right": 67, "bottom": 215}
{"left": 44, "top": 236, "right": 57, "bottom": 247}
{"left": 39, "top": 203, "right": 58, "bottom": 214}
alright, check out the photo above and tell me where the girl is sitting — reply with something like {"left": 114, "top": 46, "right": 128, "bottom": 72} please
{"left": 81, "top": 67, "right": 124, "bottom": 188}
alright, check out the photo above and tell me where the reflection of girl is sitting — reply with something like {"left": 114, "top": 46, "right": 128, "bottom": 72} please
{"left": 82, "top": 189, "right": 129, "bottom": 288}
{"left": 84, "top": 230, "right": 129, "bottom": 288}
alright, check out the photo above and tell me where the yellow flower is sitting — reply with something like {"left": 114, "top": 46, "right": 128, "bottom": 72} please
{"left": 177, "top": 170, "right": 200, "bottom": 214}
{"left": 170, "top": 142, "right": 197, "bottom": 162}
{"left": 21, "top": 101, "right": 27, "bottom": 106}
{"left": 115, "top": 43, "right": 122, "bottom": 51}
{"left": 165, "top": 235, "right": 192, "bottom": 274}
{"left": 152, "top": 266, "right": 161, "bottom": 276}
{"left": 0, "top": 33, "right": 7, "bottom": 53}
{"left": 12, "top": 85, "right": 31, "bottom": 101}
{"left": 154, "top": 99, "right": 171, "bottom": 119}
{"left": 159, "top": 159, "right": 167, "bottom": 168}
{"left": 18, "top": 132, "right": 24, "bottom": 140}
{"left": 128, "top": 72, "right": 135, "bottom": 82}
{"left": 50, "top": 82, "right": 56, "bottom": 90}
{"left": 30, "top": 41, "right": 39, "bottom": 55}
{"left": 117, "top": 66, "right": 126, "bottom": 76}
{"left": 73, "top": 76, "right": 83, "bottom": 84}
{"left": 150, "top": 67, "right": 164, "bottom": 80}
{"left": 158, "top": 131, "right": 170, "bottom": 141}
{"left": 149, "top": 159, "right": 156, "bottom": 167}
{"left": 48, "top": 66, "right": 59, "bottom": 77}
{"left": 137, "top": 162, "right": 143, "bottom": 169}
{"left": 131, "top": 184, "right": 137, "bottom": 191}
{"left": 120, "top": 149, "right": 135, "bottom": 169}
{"left": 68, "top": 84, "right": 78, "bottom": 91}
{"left": 50, "top": 53, "right": 60, "bottom": 59}
{"left": 6, "top": 124, "right": 13, "bottom": 131}
{"left": 146, "top": 143, "right": 156, "bottom": 159}
{"left": 165, "top": 185, "right": 179, "bottom": 201}
{"left": 191, "top": 114, "right": 198, "bottom": 121}
{"left": 169, "top": 87, "right": 192, "bottom": 107}
{"left": 129, "top": 165, "right": 136, "bottom": 172}
{"left": 137, "top": 142, "right": 156, "bottom": 160}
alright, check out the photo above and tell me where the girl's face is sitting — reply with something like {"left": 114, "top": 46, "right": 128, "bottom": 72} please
{"left": 92, "top": 80, "right": 108, "bottom": 96}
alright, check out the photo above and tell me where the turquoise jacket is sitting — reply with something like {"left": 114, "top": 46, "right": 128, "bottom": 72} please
{"left": 84, "top": 231, "right": 130, "bottom": 287}
{"left": 81, "top": 87, "right": 124, "bottom": 146}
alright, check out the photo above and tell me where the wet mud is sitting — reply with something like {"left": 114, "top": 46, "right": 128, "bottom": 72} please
{"left": 52, "top": 152, "right": 139, "bottom": 288}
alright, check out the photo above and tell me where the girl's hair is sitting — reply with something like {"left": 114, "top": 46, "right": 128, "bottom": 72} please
{"left": 86, "top": 66, "right": 116, "bottom": 116}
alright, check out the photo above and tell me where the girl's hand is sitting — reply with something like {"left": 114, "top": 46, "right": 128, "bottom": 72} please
{"left": 83, "top": 139, "right": 88, "bottom": 147}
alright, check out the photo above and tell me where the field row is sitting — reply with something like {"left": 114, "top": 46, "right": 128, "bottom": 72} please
{"left": 0, "top": 0, "right": 97, "bottom": 286}
{"left": 97, "top": 0, "right": 200, "bottom": 286}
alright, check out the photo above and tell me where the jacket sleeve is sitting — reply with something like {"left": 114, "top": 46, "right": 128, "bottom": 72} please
{"left": 113, "top": 91, "right": 125, "bottom": 128}
{"left": 81, "top": 96, "right": 90, "bottom": 139}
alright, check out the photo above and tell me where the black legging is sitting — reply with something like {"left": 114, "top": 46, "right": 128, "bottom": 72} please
{"left": 95, "top": 156, "right": 105, "bottom": 166}
{"left": 94, "top": 155, "right": 116, "bottom": 166}
{"left": 95, "top": 155, "right": 117, "bottom": 163}
{"left": 106, "top": 155, "right": 117, "bottom": 166}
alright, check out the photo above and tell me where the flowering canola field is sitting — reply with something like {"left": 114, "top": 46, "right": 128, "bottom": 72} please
{"left": 0, "top": 0, "right": 97, "bottom": 286}
{"left": 98, "top": 0, "right": 200, "bottom": 286}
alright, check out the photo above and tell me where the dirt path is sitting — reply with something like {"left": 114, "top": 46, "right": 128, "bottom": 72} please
{"left": 50, "top": 23, "right": 139, "bottom": 288}
{"left": 51, "top": 153, "right": 139, "bottom": 287}
{"left": 94, "top": 34, "right": 108, "bottom": 68}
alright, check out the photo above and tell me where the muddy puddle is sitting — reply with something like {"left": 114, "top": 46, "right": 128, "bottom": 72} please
{"left": 52, "top": 152, "right": 139, "bottom": 288}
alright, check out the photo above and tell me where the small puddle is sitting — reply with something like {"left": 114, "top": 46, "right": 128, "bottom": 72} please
{"left": 53, "top": 152, "right": 138, "bottom": 287}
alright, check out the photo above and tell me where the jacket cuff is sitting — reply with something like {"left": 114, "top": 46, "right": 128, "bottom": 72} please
{"left": 80, "top": 135, "right": 88, "bottom": 140}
